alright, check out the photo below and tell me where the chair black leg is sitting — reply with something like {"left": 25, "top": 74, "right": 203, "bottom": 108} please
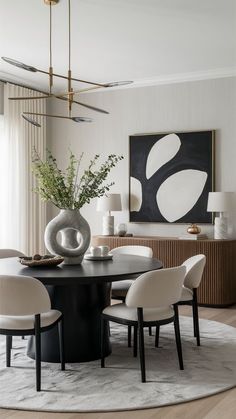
{"left": 101, "top": 317, "right": 105, "bottom": 368}
{"left": 128, "top": 325, "right": 132, "bottom": 347}
{"left": 137, "top": 308, "right": 146, "bottom": 383}
{"left": 58, "top": 317, "right": 65, "bottom": 371}
{"left": 148, "top": 327, "right": 152, "bottom": 336}
{"left": 173, "top": 304, "right": 184, "bottom": 370}
{"left": 35, "top": 314, "right": 41, "bottom": 391}
{"left": 155, "top": 325, "right": 160, "bottom": 348}
{"left": 133, "top": 325, "right": 138, "bottom": 357}
{"left": 6, "top": 335, "right": 12, "bottom": 367}
{"left": 193, "top": 289, "right": 200, "bottom": 346}
{"left": 192, "top": 301, "right": 196, "bottom": 337}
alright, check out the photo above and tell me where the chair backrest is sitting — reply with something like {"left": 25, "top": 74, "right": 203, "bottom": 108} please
{"left": 0, "top": 249, "right": 25, "bottom": 259}
{"left": 182, "top": 254, "right": 206, "bottom": 289}
{"left": 0, "top": 275, "right": 51, "bottom": 316}
{"left": 110, "top": 245, "right": 153, "bottom": 258}
{"left": 126, "top": 266, "right": 186, "bottom": 308}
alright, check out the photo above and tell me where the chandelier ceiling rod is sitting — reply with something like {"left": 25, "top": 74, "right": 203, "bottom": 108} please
{"left": 49, "top": 1, "right": 53, "bottom": 94}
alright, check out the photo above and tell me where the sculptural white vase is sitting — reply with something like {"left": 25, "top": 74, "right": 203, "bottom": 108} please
{"left": 44, "top": 209, "right": 91, "bottom": 265}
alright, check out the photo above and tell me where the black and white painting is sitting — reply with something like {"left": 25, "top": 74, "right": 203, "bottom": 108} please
{"left": 129, "top": 131, "right": 214, "bottom": 223}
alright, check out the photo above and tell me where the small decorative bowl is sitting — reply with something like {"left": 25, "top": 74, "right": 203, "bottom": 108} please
{"left": 19, "top": 255, "right": 64, "bottom": 267}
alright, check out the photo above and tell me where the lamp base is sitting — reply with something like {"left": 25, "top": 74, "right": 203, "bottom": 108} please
{"left": 214, "top": 216, "right": 228, "bottom": 239}
{"left": 44, "top": 0, "right": 59, "bottom": 5}
{"left": 102, "top": 215, "right": 114, "bottom": 236}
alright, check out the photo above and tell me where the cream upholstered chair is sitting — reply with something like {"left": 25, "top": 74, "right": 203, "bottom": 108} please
{"left": 155, "top": 254, "right": 206, "bottom": 348}
{"left": 0, "top": 249, "right": 25, "bottom": 258}
{"left": 0, "top": 275, "right": 65, "bottom": 391}
{"left": 101, "top": 266, "right": 186, "bottom": 382}
{"left": 179, "top": 254, "right": 206, "bottom": 345}
{"left": 0, "top": 249, "right": 25, "bottom": 340}
{"left": 111, "top": 246, "right": 153, "bottom": 300}
{"left": 111, "top": 245, "right": 153, "bottom": 345}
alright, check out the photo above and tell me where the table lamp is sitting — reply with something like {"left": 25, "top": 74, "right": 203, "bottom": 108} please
{"left": 207, "top": 192, "right": 233, "bottom": 239}
{"left": 96, "top": 193, "right": 122, "bottom": 235}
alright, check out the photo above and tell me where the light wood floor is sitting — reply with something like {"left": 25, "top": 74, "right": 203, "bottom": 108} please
{"left": 0, "top": 305, "right": 235, "bottom": 419}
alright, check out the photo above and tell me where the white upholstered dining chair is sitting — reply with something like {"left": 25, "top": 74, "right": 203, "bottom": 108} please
{"left": 0, "top": 248, "right": 25, "bottom": 258}
{"left": 179, "top": 254, "right": 206, "bottom": 345}
{"left": 101, "top": 265, "right": 186, "bottom": 382}
{"left": 0, "top": 249, "right": 26, "bottom": 339}
{"left": 111, "top": 246, "right": 153, "bottom": 301}
{"left": 155, "top": 254, "right": 206, "bottom": 348}
{"left": 110, "top": 245, "right": 153, "bottom": 345}
{"left": 0, "top": 275, "right": 65, "bottom": 391}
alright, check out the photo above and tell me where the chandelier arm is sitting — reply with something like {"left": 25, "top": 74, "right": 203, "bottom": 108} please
{"left": 69, "top": 99, "right": 109, "bottom": 114}
{"left": 22, "top": 114, "right": 41, "bottom": 127}
{"left": 54, "top": 85, "right": 103, "bottom": 97}
{"left": 56, "top": 96, "right": 109, "bottom": 114}
{"left": 38, "top": 68, "right": 106, "bottom": 86}
{"left": 22, "top": 112, "right": 92, "bottom": 123}
{"left": 23, "top": 112, "right": 70, "bottom": 119}
{"left": 1, "top": 57, "right": 109, "bottom": 87}
{"left": 8, "top": 93, "right": 108, "bottom": 113}
{"left": 8, "top": 95, "right": 50, "bottom": 100}
{"left": 49, "top": 80, "right": 134, "bottom": 97}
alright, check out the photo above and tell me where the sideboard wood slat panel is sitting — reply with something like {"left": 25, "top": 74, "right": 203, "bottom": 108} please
{"left": 92, "top": 236, "right": 236, "bottom": 306}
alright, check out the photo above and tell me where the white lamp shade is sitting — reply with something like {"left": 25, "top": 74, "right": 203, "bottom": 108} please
{"left": 96, "top": 193, "right": 122, "bottom": 212}
{"left": 207, "top": 192, "right": 233, "bottom": 212}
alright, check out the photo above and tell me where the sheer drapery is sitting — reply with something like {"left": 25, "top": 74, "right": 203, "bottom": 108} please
{"left": 0, "top": 83, "right": 46, "bottom": 255}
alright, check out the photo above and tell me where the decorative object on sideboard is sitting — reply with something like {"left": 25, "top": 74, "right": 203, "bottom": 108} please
{"left": 116, "top": 223, "right": 128, "bottom": 236}
{"left": 129, "top": 131, "right": 214, "bottom": 223}
{"left": 207, "top": 192, "right": 234, "bottom": 239}
{"left": 2, "top": 0, "right": 132, "bottom": 127}
{"left": 179, "top": 233, "right": 208, "bottom": 240}
{"left": 32, "top": 150, "right": 123, "bottom": 264}
{"left": 187, "top": 224, "right": 201, "bottom": 234}
{"left": 178, "top": 224, "right": 208, "bottom": 240}
{"left": 96, "top": 194, "right": 122, "bottom": 236}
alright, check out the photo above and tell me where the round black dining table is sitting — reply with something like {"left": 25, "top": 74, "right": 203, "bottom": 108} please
{"left": 0, "top": 255, "right": 163, "bottom": 363}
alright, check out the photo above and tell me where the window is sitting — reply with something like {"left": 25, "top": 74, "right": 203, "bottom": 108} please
{"left": 0, "top": 114, "right": 8, "bottom": 246}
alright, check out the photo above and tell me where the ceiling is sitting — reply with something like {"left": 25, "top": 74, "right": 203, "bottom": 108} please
{"left": 0, "top": 0, "right": 235, "bottom": 92}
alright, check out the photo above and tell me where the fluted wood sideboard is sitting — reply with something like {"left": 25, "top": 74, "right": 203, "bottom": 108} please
{"left": 92, "top": 235, "right": 236, "bottom": 307}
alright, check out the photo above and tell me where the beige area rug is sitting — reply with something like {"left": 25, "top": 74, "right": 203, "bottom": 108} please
{"left": 0, "top": 316, "right": 235, "bottom": 412}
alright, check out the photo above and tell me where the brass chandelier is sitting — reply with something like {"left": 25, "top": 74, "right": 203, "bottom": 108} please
{"left": 2, "top": 0, "right": 132, "bottom": 127}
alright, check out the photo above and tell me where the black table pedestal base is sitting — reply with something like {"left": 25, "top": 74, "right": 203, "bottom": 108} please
{"left": 27, "top": 282, "right": 111, "bottom": 363}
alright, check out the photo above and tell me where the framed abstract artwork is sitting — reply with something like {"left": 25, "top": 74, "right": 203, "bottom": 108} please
{"left": 129, "top": 130, "right": 215, "bottom": 223}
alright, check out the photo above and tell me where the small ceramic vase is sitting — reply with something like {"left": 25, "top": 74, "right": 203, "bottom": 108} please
{"left": 187, "top": 224, "right": 201, "bottom": 234}
{"left": 116, "top": 223, "right": 127, "bottom": 237}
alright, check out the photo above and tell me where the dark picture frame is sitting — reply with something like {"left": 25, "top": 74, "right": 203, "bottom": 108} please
{"left": 129, "top": 130, "right": 215, "bottom": 223}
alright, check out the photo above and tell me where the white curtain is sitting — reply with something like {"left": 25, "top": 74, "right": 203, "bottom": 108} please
{"left": 0, "top": 83, "right": 47, "bottom": 255}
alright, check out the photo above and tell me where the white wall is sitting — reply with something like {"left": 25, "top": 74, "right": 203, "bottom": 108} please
{"left": 47, "top": 76, "right": 236, "bottom": 238}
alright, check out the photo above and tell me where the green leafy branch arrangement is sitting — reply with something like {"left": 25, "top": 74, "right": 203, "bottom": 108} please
{"left": 32, "top": 149, "right": 124, "bottom": 210}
